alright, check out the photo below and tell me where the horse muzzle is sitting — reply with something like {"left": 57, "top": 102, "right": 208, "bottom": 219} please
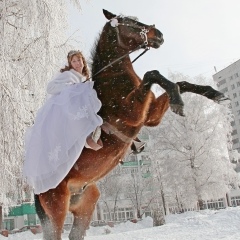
{"left": 147, "top": 28, "right": 164, "bottom": 49}
{"left": 148, "top": 37, "right": 164, "bottom": 48}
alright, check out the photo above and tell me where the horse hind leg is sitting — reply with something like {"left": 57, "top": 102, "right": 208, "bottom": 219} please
{"left": 143, "top": 70, "right": 185, "bottom": 116}
{"left": 35, "top": 194, "right": 53, "bottom": 240}
{"left": 69, "top": 183, "right": 100, "bottom": 240}
{"left": 176, "top": 81, "right": 229, "bottom": 103}
{"left": 37, "top": 183, "right": 70, "bottom": 240}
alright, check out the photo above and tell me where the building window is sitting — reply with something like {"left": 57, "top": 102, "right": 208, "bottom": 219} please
{"left": 221, "top": 87, "right": 228, "bottom": 93}
{"left": 235, "top": 101, "right": 239, "bottom": 107}
{"left": 235, "top": 73, "right": 239, "bottom": 78}
{"left": 129, "top": 155, "right": 137, "bottom": 162}
{"left": 233, "top": 138, "right": 239, "bottom": 144}
{"left": 231, "top": 196, "right": 240, "bottom": 206}
{"left": 231, "top": 121, "right": 236, "bottom": 126}
{"left": 231, "top": 84, "right": 235, "bottom": 90}
{"left": 203, "top": 198, "right": 225, "bottom": 210}
{"left": 232, "top": 129, "right": 238, "bottom": 135}
{"left": 230, "top": 76, "right": 233, "bottom": 80}
{"left": 218, "top": 79, "right": 226, "bottom": 86}
{"left": 131, "top": 168, "right": 138, "bottom": 174}
{"left": 233, "top": 93, "right": 237, "bottom": 98}
{"left": 103, "top": 207, "right": 134, "bottom": 221}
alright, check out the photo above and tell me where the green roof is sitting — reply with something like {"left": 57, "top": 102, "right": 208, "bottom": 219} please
{"left": 142, "top": 172, "right": 151, "bottom": 178}
{"left": 122, "top": 160, "right": 151, "bottom": 167}
{"left": 122, "top": 161, "right": 139, "bottom": 167}
{"left": 7, "top": 203, "right": 36, "bottom": 216}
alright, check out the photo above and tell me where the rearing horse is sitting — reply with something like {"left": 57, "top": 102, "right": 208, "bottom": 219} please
{"left": 35, "top": 9, "right": 226, "bottom": 240}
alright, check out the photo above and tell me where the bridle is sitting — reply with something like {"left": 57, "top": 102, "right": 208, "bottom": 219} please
{"left": 86, "top": 17, "right": 154, "bottom": 81}
{"left": 110, "top": 17, "right": 151, "bottom": 48}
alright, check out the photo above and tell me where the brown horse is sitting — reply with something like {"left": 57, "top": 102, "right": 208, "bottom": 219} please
{"left": 35, "top": 9, "right": 227, "bottom": 240}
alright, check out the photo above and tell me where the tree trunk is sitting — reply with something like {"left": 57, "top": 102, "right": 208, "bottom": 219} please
{"left": 153, "top": 208, "right": 165, "bottom": 226}
{"left": 104, "top": 202, "right": 112, "bottom": 221}
{"left": 161, "top": 189, "right": 167, "bottom": 215}
{"left": 198, "top": 199, "right": 204, "bottom": 210}
{"left": 0, "top": 205, "right": 3, "bottom": 229}
{"left": 137, "top": 208, "right": 141, "bottom": 219}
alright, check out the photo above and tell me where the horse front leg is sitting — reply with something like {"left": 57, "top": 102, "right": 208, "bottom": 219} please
{"left": 144, "top": 92, "right": 170, "bottom": 127}
{"left": 176, "top": 81, "right": 229, "bottom": 103}
{"left": 120, "top": 70, "right": 184, "bottom": 126}
{"left": 69, "top": 183, "right": 100, "bottom": 240}
{"left": 143, "top": 70, "right": 185, "bottom": 116}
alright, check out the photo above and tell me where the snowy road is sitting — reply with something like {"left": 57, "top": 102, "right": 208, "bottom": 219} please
{"left": 2, "top": 207, "right": 240, "bottom": 240}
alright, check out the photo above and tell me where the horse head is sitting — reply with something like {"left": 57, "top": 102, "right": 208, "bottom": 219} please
{"left": 91, "top": 9, "right": 164, "bottom": 77}
{"left": 102, "top": 9, "right": 164, "bottom": 51}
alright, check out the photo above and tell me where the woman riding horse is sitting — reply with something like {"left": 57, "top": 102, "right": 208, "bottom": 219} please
{"left": 34, "top": 9, "right": 227, "bottom": 240}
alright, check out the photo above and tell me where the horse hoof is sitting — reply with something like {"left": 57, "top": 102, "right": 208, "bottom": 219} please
{"left": 214, "top": 94, "right": 230, "bottom": 104}
{"left": 168, "top": 84, "right": 184, "bottom": 107}
{"left": 170, "top": 104, "right": 185, "bottom": 117}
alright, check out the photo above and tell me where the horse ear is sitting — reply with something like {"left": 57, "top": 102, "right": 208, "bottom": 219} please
{"left": 103, "top": 9, "right": 117, "bottom": 20}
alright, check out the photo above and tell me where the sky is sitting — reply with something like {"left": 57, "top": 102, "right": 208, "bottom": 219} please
{"left": 68, "top": 0, "right": 240, "bottom": 81}
{"left": 4, "top": 207, "right": 240, "bottom": 239}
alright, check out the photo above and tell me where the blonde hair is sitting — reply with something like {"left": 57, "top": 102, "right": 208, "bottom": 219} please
{"left": 60, "top": 50, "right": 90, "bottom": 79}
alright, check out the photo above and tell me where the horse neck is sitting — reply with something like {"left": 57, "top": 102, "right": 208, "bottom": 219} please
{"left": 91, "top": 27, "right": 141, "bottom": 139}
{"left": 92, "top": 27, "right": 135, "bottom": 77}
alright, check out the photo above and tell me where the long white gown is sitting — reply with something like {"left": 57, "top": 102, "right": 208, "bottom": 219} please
{"left": 23, "top": 69, "right": 103, "bottom": 194}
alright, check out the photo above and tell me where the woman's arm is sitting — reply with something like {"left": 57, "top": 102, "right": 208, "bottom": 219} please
{"left": 47, "top": 71, "right": 75, "bottom": 95}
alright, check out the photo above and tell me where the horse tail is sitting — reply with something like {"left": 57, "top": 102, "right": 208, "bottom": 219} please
{"left": 34, "top": 194, "right": 49, "bottom": 225}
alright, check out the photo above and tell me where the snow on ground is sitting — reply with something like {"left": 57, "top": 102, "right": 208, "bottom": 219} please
{"left": 2, "top": 207, "right": 240, "bottom": 240}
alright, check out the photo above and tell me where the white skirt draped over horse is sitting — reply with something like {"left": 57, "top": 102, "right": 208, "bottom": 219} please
{"left": 23, "top": 79, "right": 103, "bottom": 194}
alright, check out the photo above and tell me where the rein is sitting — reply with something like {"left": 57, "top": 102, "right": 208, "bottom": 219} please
{"left": 83, "top": 44, "right": 148, "bottom": 83}
{"left": 84, "top": 17, "right": 151, "bottom": 82}
{"left": 131, "top": 47, "right": 149, "bottom": 63}
{"left": 85, "top": 44, "right": 149, "bottom": 82}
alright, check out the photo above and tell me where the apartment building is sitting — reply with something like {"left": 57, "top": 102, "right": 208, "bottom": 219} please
{"left": 213, "top": 59, "right": 240, "bottom": 152}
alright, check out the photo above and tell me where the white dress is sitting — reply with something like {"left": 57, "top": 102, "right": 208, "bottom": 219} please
{"left": 23, "top": 69, "right": 103, "bottom": 194}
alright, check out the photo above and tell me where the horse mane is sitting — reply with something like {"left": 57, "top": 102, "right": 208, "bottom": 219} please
{"left": 90, "top": 14, "right": 139, "bottom": 78}
{"left": 117, "top": 13, "right": 138, "bottom": 21}
{"left": 121, "top": 15, "right": 138, "bottom": 21}
{"left": 89, "top": 32, "right": 102, "bottom": 76}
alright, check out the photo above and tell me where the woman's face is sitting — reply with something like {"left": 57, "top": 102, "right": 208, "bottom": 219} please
{"left": 71, "top": 55, "right": 84, "bottom": 73}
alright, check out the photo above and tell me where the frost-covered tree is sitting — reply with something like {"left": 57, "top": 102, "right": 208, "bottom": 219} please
{"left": 0, "top": 0, "right": 82, "bottom": 222}
{"left": 125, "top": 172, "right": 155, "bottom": 219}
{"left": 148, "top": 159, "right": 167, "bottom": 226}
{"left": 98, "top": 174, "right": 123, "bottom": 221}
{"left": 148, "top": 73, "right": 239, "bottom": 211}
